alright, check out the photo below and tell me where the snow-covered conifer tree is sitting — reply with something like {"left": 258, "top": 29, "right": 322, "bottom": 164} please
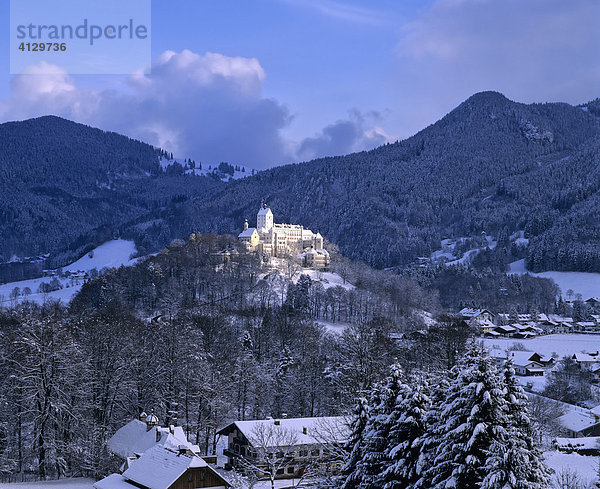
{"left": 426, "top": 342, "right": 509, "bottom": 489}
{"left": 341, "top": 396, "right": 370, "bottom": 489}
{"left": 354, "top": 364, "right": 405, "bottom": 489}
{"left": 383, "top": 374, "right": 430, "bottom": 489}
{"left": 481, "top": 358, "right": 551, "bottom": 489}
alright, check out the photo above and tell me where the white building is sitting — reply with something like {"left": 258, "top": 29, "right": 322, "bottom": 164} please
{"left": 239, "top": 204, "right": 329, "bottom": 267}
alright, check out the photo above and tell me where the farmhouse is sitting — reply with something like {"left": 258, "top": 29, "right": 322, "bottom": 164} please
{"left": 107, "top": 412, "right": 200, "bottom": 460}
{"left": 94, "top": 445, "right": 229, "bottom": 489}
{"left": 217, "top": 416, "right": 348, "bottom": 479}
{"left": 490, "top": 351, "right": 547, "bottom": 376}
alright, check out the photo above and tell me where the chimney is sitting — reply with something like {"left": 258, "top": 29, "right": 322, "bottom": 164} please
{"left": 282, "top": 413, "right": 288, "bottom": 418}
{"left": 274, "top": 419, "right": 281, "bottom": 426}
{"left": 156, "top": 428, "right": 161, "bottom": 443}
{"left": 169, "top": 425, "right": 175, "bottom": 434}
{"left": 302, "top": 427, "right": 307, "bottom": 435}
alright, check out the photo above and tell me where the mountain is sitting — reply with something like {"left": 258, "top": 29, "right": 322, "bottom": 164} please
{"left": 0, "top": 116, "right": 224, "bottom": 274}
{"left": 2, "top": 92, "right": 600, "bottom": 277}
{"left": 167, "top": 91, "right": 600, "bottom": 270}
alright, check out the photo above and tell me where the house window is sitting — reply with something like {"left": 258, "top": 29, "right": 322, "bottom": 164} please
{"left": 300, "top": 450, "right": 308, "bottom": 457}
{"left": 277, "top": 469, "right": 284, "bottom": 475}
{"left": 287, "top": 467, "right": 295, "bottom": 474}
{"left": 187, "top": 473, "right": 193, "bottom": 482}
{"left": 199, "top": 471, "right": 205, "bottom": 481}
{"left": 311, "top": 449, "right": 320, "bottom": 456}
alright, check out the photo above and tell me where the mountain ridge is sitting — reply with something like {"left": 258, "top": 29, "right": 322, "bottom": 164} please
{"left": 1, "top": 91, "right": 600, "bottom": 275}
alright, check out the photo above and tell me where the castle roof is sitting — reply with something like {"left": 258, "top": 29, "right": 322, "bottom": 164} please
{"left": 258, "top": 207, "right": 272, "bottom": 216}
{"left": 238, "top": 227, "right": 257, "bottom": 238}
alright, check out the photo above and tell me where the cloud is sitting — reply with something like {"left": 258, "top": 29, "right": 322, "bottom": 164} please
{"left": 394, "top": 0, "right": 600, "bottom": 128}
{"left": 1, "top": 50, "right": 392, "bottom": 168}
{"left": 1, "top": 50, "right": 292, "bottom": 169}
{"left": 297, "top": 110, "right": 389, "bottom": 161}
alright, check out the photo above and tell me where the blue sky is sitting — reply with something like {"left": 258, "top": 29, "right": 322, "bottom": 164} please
{"left": 1, "top": 0, "right": 599, "bottom": 168}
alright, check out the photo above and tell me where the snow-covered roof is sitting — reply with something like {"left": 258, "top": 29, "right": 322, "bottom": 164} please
{"left": 218, "top": 416, "right": 349, "bottom": 447}
{"left": 94, "top": 473, "right": 134, "bottom": 489}
{"left": 573, "top": 353, "right": 599, "bottom": 363}
{"left": 555, "top": 436, "right": 600, "bottom": 451}
{"left": 108, "top": 419, "right": 199, "bottom": 459}
{"left": 557, "top": 411, "right": 600, "bottom": 433}
{"left": 495, "top": 325, "right": 516, "bottom": 332}
{"left": 122, "top": 445, "right": 216, "bottom": 489}
{"left": 257, "top": 207, "right": 272, "bottom": 216}
{"left": 459, "top": 308, "right": 491, "bottom": 318}
{"left": 238, "top": 227, "right": 257, "bottom": 238}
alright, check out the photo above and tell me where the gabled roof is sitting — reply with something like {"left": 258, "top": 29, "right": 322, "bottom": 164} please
{"left": 238, "top": 227, "right": 258, "bottom": 238}
{"left": 257, "top": 207, "right": 272, "bottom": 216}
{"left": 94, "top": 473, "right": 134, "bottom": 489}
{"left": 217, "top": 416, "right": 349, "bottom": 447}
{"left": 459, "top": 308, "right": 493, "bottom": 318}
{"left": 108, "top": 419, "right": 199, "bottom": 459}
{"left": 573, "top": 353, "right": 599, "bottom": 363}
{"left": 121, "top": 445, "right": 225, "bottom": 489}
{"left": 557, "top": 411, "right": 600, "bottom": 433}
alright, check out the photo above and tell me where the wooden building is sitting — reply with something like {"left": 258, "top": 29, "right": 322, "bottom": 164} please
{"left": 94, "top": 445, "right": 230, "bottom": 489}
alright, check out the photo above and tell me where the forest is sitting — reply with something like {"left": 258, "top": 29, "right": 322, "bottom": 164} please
{"left": 0, "top": 233, "right": 451, "bottom": 482}
{"left": 3, "top": 92, "right": 600, "bottom": 278}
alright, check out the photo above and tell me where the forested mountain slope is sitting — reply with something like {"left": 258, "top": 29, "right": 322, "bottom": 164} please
{"left": 174, "top": 92, "right": 600, "bottom": 270}
{"left": 2, "top": 91, "right": 600, "bottom": 274}
{"left": 0, "top": 116, "right": 223, "bottom": 268}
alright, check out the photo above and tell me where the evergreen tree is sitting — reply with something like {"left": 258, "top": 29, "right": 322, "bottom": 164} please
{"left": 341, "top": 396, "right": 370, "bottom": 489}
{"left": 383, "top": 374, "right": 430, "bottom": 489}
{"left": 481, "top": 359, "right": 551, "bottom": 489}
{"left": 426, "top": 342, "right": 508, "bottom": 489}
{"left": 354, "top": 365, "right": 405, "bottom": 489}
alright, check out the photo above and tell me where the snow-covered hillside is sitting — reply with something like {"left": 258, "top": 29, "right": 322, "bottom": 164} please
{"left": 159, "top": 156, "right": 257, "bottom": 182}
{"left": 0, "top": 240, "right": 139, "bottom": 307}
{"left": 509, "top": 259, "right": 600, "bottom": 299}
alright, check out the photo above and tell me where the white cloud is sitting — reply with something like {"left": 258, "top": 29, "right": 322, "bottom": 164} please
{"left": 297, "top": 110, "right": 389, "bottom": 161}
{"left": 1, "top": 50, "right": 390, "bottom": 168}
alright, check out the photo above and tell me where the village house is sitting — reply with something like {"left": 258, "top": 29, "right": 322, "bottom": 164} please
{"left": 94, "top": 445, "right": 230, "bottom": 489}
{"left": 557, "top": 410, "right": 600, "bottom": 438}
{"left": 217, "top": 416, "right": 348, "bottom": 480}
{"left": 107, "top": 412, "right": 201, "bottom": 461}
{"left": 490, "top": 351, "right": 548, "bottom": 376}
{"left": 572, "top": 352, "right": 600, "bottom": 368}
{"left": 238, "top": 204, "right": 330, "bottom": 269}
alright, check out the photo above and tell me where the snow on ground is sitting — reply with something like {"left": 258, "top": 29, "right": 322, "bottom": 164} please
{"left": 159, "top": 156, "right": 256, "bottom": 181}
{"left": 0, "top": 240, "right": 139, "bottom": 307}
{"left": 482, "top": 334, "right": 600, "bottom": 392}
{"left": 316, "top": 319, "right": 351, "bottom": 335}
{"left": 63, "top": 240, "right": 137, "bottom": 273}
{"left": 302, "top": 270, "right": 354, "bottom": 290}
{"left": 0, "top": 479, "right": 94, "bottom": 489}
{"left": 509, "top": 259, "right": 600, "bottom": 299}
{"left": 544, "top": 451, "right": 598, "bottom": 487}
{"left": 483, "top": 334, "right": 600, "bottom": 359}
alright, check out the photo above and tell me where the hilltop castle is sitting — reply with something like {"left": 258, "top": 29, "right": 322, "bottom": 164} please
{"left": 238, "top": 204, "right": 330, "bottom": 268}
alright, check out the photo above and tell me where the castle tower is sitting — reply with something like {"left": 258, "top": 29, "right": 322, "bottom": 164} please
{"left": 257, "top": 203, "right": 273, "bottom": 232}
{"left": 243, "top": 219, "right": 249, "bottom": 231}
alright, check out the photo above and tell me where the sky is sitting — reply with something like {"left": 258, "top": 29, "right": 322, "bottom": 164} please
{"left": 0, "top": 0, "right": 599, "bottom": 169}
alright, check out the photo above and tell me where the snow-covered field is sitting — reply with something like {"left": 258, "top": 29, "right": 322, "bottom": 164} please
{"left": 483, "top": 334, "right": 600, "bottom": 359}
{"left": 0, "top": 479, "right": 94, "bottom": 489}
{"left": 509, "top": 259, "right": 600, "bottom": 299}
{"left": 0, "top": 240, "right": 139, "bottom": 307}
{"left": 544, "top": 451, "right": 599, "bottom": 487}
